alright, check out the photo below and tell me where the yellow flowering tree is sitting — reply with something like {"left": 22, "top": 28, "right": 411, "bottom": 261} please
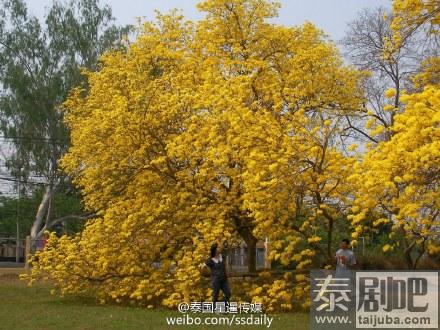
{"left": 391, "top": 0, "right": 440, "bottom": 47}
{"left": 24, "top": 0, "right": 365, "bottom": 311}
{"left": 348, "top": 85, "right": 439, "bottom": 269}
{"left": 348, "top": 0, "right": 439, "bottom": 269}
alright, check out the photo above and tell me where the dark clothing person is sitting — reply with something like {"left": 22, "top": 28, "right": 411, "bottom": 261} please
{"left": 205, "top": 255, "right": 227, "bottom": 281}
{"left": 212, "top": 277, "right": 231, "bottom": 305}
{"left": 205, "top": 254, "right": 231, "bottom": 305}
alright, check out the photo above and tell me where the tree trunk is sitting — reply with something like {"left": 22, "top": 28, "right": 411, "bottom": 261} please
{"left": 404, "top": 247, "right": 414, "bottom": 270}
{"left": 30, "top": 184, "right": 53, "bottom": 240}
{"left": 245, "top": 235, "right": 257, "bottom": 273}
{"left": 412, "top": 239, "right": 426, "bottom": 270}
{"left": 229, "top": 207, "right": 258, "bottom": 273}
{"left": 327, "top": 217, "right": 334, "bottom": 261}
{"left": 233, "top": 217, "right": 258, "bottom": 272}
{"left": 236, "top": 227, "right": 258, "bottom": 273}
{"left": 403, "top": 239, "right": 416, "bottom": 270}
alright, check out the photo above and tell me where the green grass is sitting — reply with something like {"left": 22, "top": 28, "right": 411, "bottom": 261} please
{"left": 0, "top": 270, "right": 308, "bottom": 330}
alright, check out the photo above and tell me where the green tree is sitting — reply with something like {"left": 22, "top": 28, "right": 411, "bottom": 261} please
{"left": 0, "top": 0, "right": 130, "bottom": 239}
{"left": 0, "top": 188, "right": 87, "bottom": 238}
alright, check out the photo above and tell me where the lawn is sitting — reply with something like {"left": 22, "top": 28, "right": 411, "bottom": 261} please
{"left": 0, "top": 269, "right": 309, "bottom": 330}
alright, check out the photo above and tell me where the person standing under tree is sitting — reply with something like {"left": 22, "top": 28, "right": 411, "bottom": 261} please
{"left": 335, "top": 238, "right": 356, "bottom": 277}
{"left": 203, "top": 242, "right": 231, "bottom": 307}
{"left": 335, "top": 238, "right": 357, "bottom": 299}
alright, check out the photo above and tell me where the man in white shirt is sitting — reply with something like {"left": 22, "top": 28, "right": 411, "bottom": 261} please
{"left": 335, "top": 238, "right": 356, "bottom": 277}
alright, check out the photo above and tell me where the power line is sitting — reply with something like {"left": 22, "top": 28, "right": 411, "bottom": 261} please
{"left": 0, "top": 135, "right": 68, "bottom": 142}
{"left": 0, "top": 176, "right": 72, "bottom": 186}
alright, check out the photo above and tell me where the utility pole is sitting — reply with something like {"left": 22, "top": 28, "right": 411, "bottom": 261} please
{"left": 15, "top": 180, "right": 20, "bottom": 263}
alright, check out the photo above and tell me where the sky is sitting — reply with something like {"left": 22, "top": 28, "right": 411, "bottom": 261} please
{"left": 25, "top": 0, "right": 391, "bottom": 42}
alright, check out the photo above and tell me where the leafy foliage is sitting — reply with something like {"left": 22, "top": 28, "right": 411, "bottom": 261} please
{"left": 23, "top": 0, "right": 439, "bottom": 311}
